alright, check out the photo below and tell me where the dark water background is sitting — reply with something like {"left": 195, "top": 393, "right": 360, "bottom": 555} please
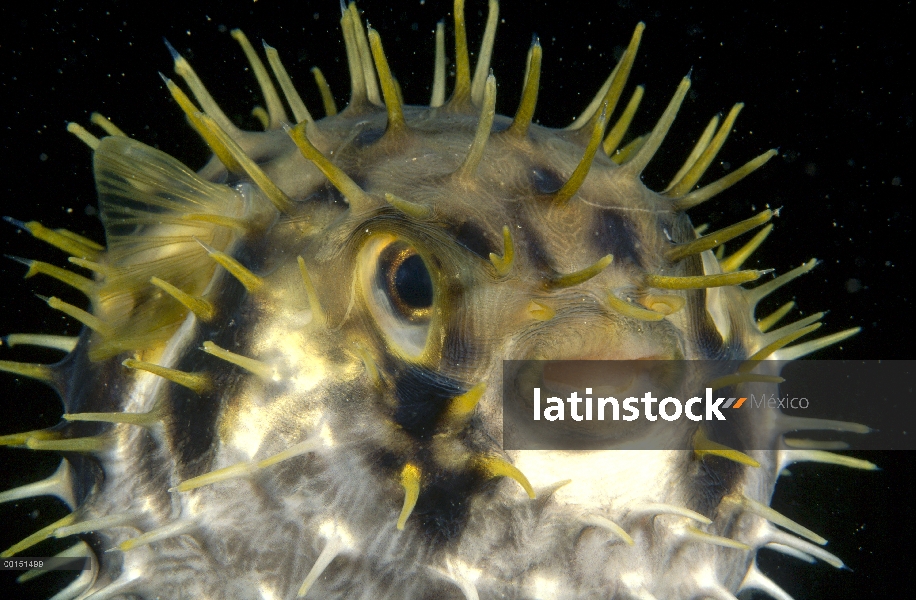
{"left": 0, "top": 0, "right": 911, "bottom": 597}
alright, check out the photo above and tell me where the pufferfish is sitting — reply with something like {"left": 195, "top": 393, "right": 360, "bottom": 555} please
{"left": 0, "top": 1, "right": 876, "bottom": 598}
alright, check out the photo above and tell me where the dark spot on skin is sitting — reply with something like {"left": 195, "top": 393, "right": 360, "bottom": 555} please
{"left": 58, "top": 278, "right": 224, "bottom": 482}
{"left": 447, "top": 220, "right": 495, "bottom": 260}
{"left": 696, "top": 310, "right": 727, "bottom": 355}
{"left": 59, "top": 341, "right": 123, "bottom": 414}
{"left": 369, "top": 446, "right": 483, "bottom": 545}
{"left": 412, "top": 465, "right": 480, "bottom": 543}
{"left": 370, "top": 448, "right": 405, "bottom": 475}
{"left": 491, "top": 119, "right": 511, "bottom": 133}
{"left": 303, "top": 183, "right": 346, "bottom": 207}
{"left": 392, "top": 366, "right": 464, "bottom": 438}
{"left": 517, "top": 221, "right": 555, "bottom": 274}
{"left": 355, "top": 127, "right": 385, "bottom": 146}
{"left": 166, "top": 375, "right": 221, "bottom": 475}
{"left": 164, "top": 276, "right": 268, "bottom": 476}
{"left": 674, "top": 254, "right": 728, "bottom": 357}
{"left": 530, "top": 166, "right": 564, "bottom": 194}
{"left": 691, "top": 455, "right": 742, "bottom": 517}
{"left": 70, "top": 453, "right": 104, "bottom": 508}
{"left": 594, "top": 209, "right": 643, "bottom": 267}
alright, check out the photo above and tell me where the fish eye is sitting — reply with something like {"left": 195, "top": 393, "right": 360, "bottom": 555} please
{"left": 379, "top": 244, "right": 433, "bottom": 322}
{"left": 360, "top": 236, "right": 436, "bottom": 358}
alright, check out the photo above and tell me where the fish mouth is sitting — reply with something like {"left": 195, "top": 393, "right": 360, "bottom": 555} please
{"left": 500, "top": 309, "right": 698, "bottom": 453}
{"left": 541, "top": 358, "right": 673, "bottom": 394}
{"left": 526, "top": 317, "right": 685, "bottom": 357}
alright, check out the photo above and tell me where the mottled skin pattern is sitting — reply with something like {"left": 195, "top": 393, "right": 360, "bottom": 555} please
{"left": 0, "top": 2, "right": 872, "bottom": 599}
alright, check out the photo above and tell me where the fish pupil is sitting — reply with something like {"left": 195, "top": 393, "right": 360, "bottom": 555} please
{"left": 393, "top": 253, "right": 433, "bottom": 310}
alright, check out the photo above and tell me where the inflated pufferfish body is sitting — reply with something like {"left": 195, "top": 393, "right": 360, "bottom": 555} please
{"left": 0, "top": 1, "right": 873, "bottom": 599}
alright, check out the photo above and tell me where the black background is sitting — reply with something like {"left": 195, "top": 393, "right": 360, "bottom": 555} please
{"left": 0, "top": 1, "right": 911, "bottom": 597}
